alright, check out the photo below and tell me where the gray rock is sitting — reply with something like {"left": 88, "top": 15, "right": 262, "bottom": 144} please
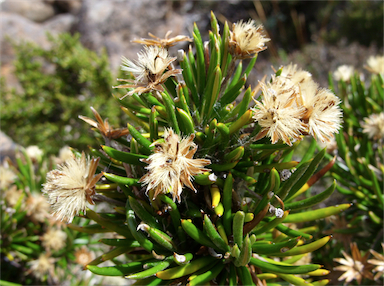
{"left": 1, "top": 0, "right": 55, "bottom": 23}
{"left": 0, "top": 12, "right": 60, "bottom": 92}
{"left": 43, "top": 13, "right": 76, "bottom": 33}
{"left": 75, "top": 0, "right": 203, "bottom": 72}
{"left": 0, "top": 131, "right": 18, "bottom": 163}
{"left": 0, "top": 12, "right": 56, "bottom": 52}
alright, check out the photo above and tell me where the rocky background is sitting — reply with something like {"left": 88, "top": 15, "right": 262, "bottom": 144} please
{"left": 1, "top": 0, "right": 262, "bottom": 89}
{"left": 1, "top": 0, "right": 383, "bottom": 160}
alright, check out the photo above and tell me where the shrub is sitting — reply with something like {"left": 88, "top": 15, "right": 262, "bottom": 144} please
{"left": 0, "top": 33, "right": 126, "bottom": 155}
{"left": 41, "top": 12, "right": 351, "bottom": 285}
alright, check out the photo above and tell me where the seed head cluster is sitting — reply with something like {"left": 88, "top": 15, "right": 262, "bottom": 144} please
{"left": 252, "top": 76, "right": 306, "bottom": 145}
{"left": 252, "top": 64, "right": 342, "bottom": 145}
{"left": 139, "top": 128, "right": 211, "bottom": 202}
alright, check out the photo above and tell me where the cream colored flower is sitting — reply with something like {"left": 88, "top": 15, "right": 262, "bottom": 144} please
{"left": 280, "top": 63, "right": 313, "bottom": 86}
{"left": 280, "top": 63, "right": 320, "bottom": 106}
{"left": 368, "top": 243, "right": 384, "bottom": 281}
{"left": 333, "top": 65, "right": 355, "bottom": 82}
{"left": 3, "top": 185, "right": 23, "bottom": 207}
{"left": 25, "top": 145, "right": 43, "bottom": 163}
{"left": 25, "top": 193, "right": 50, "bottom": 223}
{"left": 27, "top": 253, "right": 56, "bottom": 281}
{"left": 279, "top": 64, "right": 343, "bottom": 143}
{"left": 42, "top": 152, "right": 102, "bottom": 223}
{"left": 361, "top": 112, "right": 384, "bottom": 141}
{"left": 139, "top": 128, "right": 211, "bottom": 202}
{"left": 334, "top": 242, "right": 374, "bottom": 284}
{"left": 301, "top": 88, "right": 343, "bottom": 143}
{"left": 42, "top": 228, "right": 67, "bottom": 252}
{"left": 75, "top": 246, "right": 94, "bottom": 267}
{"left": 59, "top": 146, "right": 74, "bottom": 162}
{"left": 253, "top": 65, "right": 342, "bottom": 145}
{"left": 252, "top": 76, "right": 306, "bottom": 145}
{"left": 133, "top": 31, "right": 192, "bottom": 48}
{"left": 115, "top": 46, "right": 181, "bottom": 98}
{"left": 0, "top": 162, "right": 16, "bottom": 190}
{"left": 229, "top": 19, "right": 270, "bottom": 59}
{"left": 365, "top": 55, "right": 384, "bottom": 74}
{"left": 52, "top": 146, "right": 75, "bottom": 166}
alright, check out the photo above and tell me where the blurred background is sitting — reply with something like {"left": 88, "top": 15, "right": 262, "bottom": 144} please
{"left": 1, "top": 0, "right": 383, "bottom": 157}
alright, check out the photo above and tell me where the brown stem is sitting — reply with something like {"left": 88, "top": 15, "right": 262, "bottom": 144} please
{"left": 243, "top": 203, "right": 269, "bottom": 235}
{"left": 219, "top": 58, "right": 237, "bottom": 96}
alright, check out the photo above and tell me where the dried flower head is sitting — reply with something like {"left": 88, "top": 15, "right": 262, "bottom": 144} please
{"left": 3, "top": 185, "right": 23, "bottom": 207}
{"left": 301, "top": 88, "right": 343, "bottom": 143}
{"left": 361, "top": 112, "right": 384, "bottom": 141}
{"left": 253, "top": 65, "right": 343, "bottom": 145}
{"left": 53, "top": 146, "right": 74, "bottom": 166}
{"left": 334, "top": 242, "right": 374, "bottom": 284}
{"left": 0, "top": 162, "right": 16, "bottom": 190}
{"left": 42, "top": 152, "right": 103, "bottom": 223}
{"left": 139, "top": 128, "right": 211, "bottom": 202}
{"left": 25, "top": 193, "right": 50, "bottom": 223}
{"left": 115, "top": 46, "right": 181, "bottom": 98}
{"left": 75, "top": 246, "right": 94, "bottom": 267}
{"left": 27, "top": 253, "right": 56, "bottom": 281}
{"left": 252, "top": 76, "right": 306, "bottom": 145}
{"left": 333, "top": 65, "right": 355, "bottom": 82}
{"left": 280, "top": 63, "right": 313, "bottom": 86}
{"left": 279, "top": 64, "right": 343, "bottom": 142}
{"left": 368, "top": 243, "right": 384, "bottom": 281}
{"left": 365, "top": 55, "right": 384, "bottom": 75}
{"left": 25, "top": 145, "right": 44, "bottom": 163}
{"left": 42, "top": 228, "right": 67, "bottom": 252}
{"left": 229, "top": 19, "right": 270, "bottom": 59}
{"left": 133, "top": 31, "right": 192, "bottom": 48}
{"left": 79, "top": 107, "right": 129, "bottom": 140}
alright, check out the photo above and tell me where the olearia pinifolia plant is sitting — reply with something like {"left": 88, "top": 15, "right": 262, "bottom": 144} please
{"left": 321, "top": 56, "right": 383, "bottom": 285}
{"left": 0, "top": 147, "right": 96, "bottom": 286}
{"left": 42, "top": 12, "right": 349, "bottom": 285}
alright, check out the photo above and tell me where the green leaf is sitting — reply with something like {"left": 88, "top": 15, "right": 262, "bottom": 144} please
{"left": 283, "top": 204, "right": 352, "bottom": 223}
{"left": 127, "top": 123, "right": 153, "bottom": 153}
{"left": 284, "top": 180, "right": 337, "bottom": 211}
{"left": 193, "top": 23, "right": 206, "bottom": 95}
{"left": 161, "top": 92, "right": 180, "bottom": 134}
{"left": 102, "top": 145, "right": 147, "bottom": 166}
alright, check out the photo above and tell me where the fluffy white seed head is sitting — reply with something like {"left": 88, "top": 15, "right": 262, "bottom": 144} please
{"left": 42, "top": 153, "right": 102, "bottom": 223}
{"left": 362, "top": 112, "right": 384, "bottom": 141}
{"left": 229, "top": 19, "right": 270, "bottom": 58}
{"left": 139, "top": 128, "right": 211, "bottom": 202}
